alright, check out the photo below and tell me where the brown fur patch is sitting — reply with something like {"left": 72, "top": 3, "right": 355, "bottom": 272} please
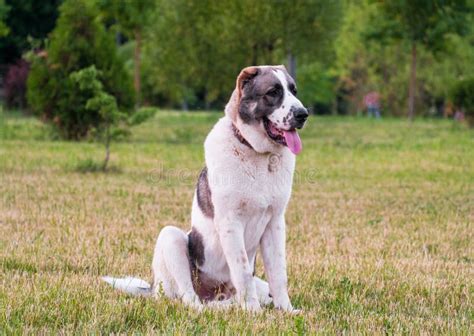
{"left": 188, "top": 227, "right": 205, "bottom": 266}
{"left": 189, "top": 259, "right": 235, "bottom": 302}
{"left": 238, "top": 200, "right": 248, "bottom": 211}
{"left": 196, "top": 167, "right": 214, "bottom": 218}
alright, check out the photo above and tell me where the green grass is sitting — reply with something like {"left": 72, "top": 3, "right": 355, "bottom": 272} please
{"left": 1, "top": 111, "right": 473, "bottom": 334}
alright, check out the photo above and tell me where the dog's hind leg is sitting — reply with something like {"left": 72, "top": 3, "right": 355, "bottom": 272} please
{"left": 151, "top": 226, "right": 202, "bottom": 310}
{"left": 254, "top": 276, "right": 273, "bottom": 306}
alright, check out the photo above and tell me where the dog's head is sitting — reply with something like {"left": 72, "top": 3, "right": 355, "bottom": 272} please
{"left": 225, "top": 65, "right": 308, "bottom": 155}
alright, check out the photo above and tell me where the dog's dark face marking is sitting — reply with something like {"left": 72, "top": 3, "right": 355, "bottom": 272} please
{"left": 239, "top": 67, "right": 286, "bottom": 123}
{"left": 188, "top": 227, "right": 205, "bottom": 266}
{"left": 196, "top": 166, "right": 214, "bottom": 218}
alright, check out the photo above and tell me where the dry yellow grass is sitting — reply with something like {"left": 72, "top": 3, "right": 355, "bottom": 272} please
{"left": 1, "top": 112, "right": 473, "bottom": 334}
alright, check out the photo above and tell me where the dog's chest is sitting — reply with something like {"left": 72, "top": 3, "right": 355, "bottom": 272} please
{"left": 238, "top": 150, "right": 293, "bottom": 197}
{"left": 236, "top": 151, "right": 293, "bottom": 239}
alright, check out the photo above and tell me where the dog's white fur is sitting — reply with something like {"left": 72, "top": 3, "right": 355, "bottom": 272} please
{"left": 103, "top": 65, "right": 306, "bottom": 313}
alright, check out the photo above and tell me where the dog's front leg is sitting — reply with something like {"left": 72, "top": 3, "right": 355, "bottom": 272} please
{"left": 216, "top": 216, "right": 260, "bottom": 312}
{"left": 260, "top": 214, "right": 294, "bottom": 312}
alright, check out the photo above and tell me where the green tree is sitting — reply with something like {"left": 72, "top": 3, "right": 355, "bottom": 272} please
{"left": 70, "top": 66, "right": 121, "bottom": 170}
{"left": 370, "top": 0, "right": 471, "bottom": 119}
{"left": 27, "top": 0, "right": 134, "bottom": 139}
{"left": 450, "top": 77, "right": 474, "bottom": 127}
{"left": 0, "top": 0, "right": 61, "bottom": 64}
{"left": 97, "top": 0, "right": 156, "bottom": 107}
{"left": 0, "top": 0, "right": 9, "bottom": 37}
{"left": 144, "top": 0, "right": 242, "bottom": 109}
{"left": 333, "top": 1, "right": 405, "bottom": 116}
{"left": 333, "top": 0, "right": 474, "bottom": 116}
{"left": 269, "top": 0, "right": 342, "bottom": 79}
{"left": 70, "top": 66, "right": 155, "bottom": 171}
{"left": 143, "top": 0, "right": 342, "bottom": 110}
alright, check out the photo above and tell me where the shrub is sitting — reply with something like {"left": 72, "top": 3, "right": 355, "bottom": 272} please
{"left": 70, "top": 65, "right": 125, "bottom": 171}
{"left": 27, "top": 0, "right": 134, "bottom": 140}
{"left": 451, "top": 77, "right": 474, "bottom": 128}
{"left": 4, "top": 59, "right": 29, "bottom": 110}
{"left": 71, "top": 65, "right": 155, "bottom": 171}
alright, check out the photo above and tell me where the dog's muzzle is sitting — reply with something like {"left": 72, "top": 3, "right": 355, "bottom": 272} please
{"left": 292, "top": 107, "right": 309, "bottom": 129}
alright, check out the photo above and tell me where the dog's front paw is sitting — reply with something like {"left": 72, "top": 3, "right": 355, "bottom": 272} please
{"left": 276, "top": 305, "right": 301, "bottom": 314}
{"left": 243, "top": 299, "right": 262, "bottom": 313}
{"left": 182, "top": 292, "right": 203, "bottom": 311}
{"left": 273, "top": 297, "right": 297, "bottom": 313}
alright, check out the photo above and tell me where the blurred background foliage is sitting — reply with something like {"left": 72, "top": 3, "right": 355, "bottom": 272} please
{"left": 0, "top": 0, "right": 473, "bottom": 136}
{"left": 26, "top": 0, "right": 134, "bottom": 139}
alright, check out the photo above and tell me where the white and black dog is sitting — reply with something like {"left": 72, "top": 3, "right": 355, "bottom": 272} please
{"left": 103, "top": 65, "right": 309, "bottom": 313}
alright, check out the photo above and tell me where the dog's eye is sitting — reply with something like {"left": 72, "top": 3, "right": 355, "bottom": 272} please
{"left": 289, "top": 84, "right": 297, "bottom": 96}
{"left": 266, "top": 88, "right": 280, "bottom": 97}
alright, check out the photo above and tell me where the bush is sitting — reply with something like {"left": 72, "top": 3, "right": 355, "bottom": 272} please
{"left": 27, "top": 0, "right": 134, "bottom": 140}
{"left": 70, "top": 65, "right": 156, "bottom": 171}
{"left": 4, "top": 59, "right": 29, "bottom": 110}
{"left": 451, "top": 77, "right": 474, "bottom": 127}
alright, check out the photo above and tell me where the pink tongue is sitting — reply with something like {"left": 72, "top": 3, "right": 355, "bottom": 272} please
{"left": 283, "top": 130, "right": 302, "bottom": 155}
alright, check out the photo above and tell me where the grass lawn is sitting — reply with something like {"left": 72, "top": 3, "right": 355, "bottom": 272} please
{"left": 1, "top": 111, "right": 473, "bottom": 334}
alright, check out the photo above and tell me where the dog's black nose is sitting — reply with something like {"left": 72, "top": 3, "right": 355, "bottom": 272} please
{"left": 293, "top": 107, "right": 309, "bottom": 127}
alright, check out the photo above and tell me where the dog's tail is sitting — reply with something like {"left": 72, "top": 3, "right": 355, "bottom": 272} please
{"left": 101, "top": 276, "right": 153, "bottom": 297}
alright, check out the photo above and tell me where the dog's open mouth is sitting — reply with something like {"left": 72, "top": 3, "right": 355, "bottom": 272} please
{"left": 263, "top": 118, "right": 302, "bottom": 155}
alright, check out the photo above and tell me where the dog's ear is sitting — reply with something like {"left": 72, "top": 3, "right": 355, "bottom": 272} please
{"left": 236, "top": 66, "right": 259, "bottom": 98}
{"left": 274, "top": 64, "right": 287, "bottom": 72}
{"left": 225, "top": 66, "right": 259, "bottom": 122}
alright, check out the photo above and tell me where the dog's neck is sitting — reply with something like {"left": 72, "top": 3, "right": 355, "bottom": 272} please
{"left": 231, "top": 123, "right": 253, "bottom": 149}
{"left": 234, "top": 119, "right": 279, "bottom": 154}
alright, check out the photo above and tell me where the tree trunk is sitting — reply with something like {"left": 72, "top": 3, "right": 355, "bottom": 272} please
{"left": 287, "top": 52, "right": 296, "bottom": 80}
{"left": 134, "top": 30, "right": 142, "bottom": 108}
{"left": 181, "top": 99, "right": 188, "bottom": 111}
{"left": 115, "top": 32, "right": 121, "bottom": 46}
{"left": 332, "top": 92, "right": 338, "bottom": 116}
{"left": 103, "top": 125, "right": 111, "bottom": 172}
{"left": 408, "top": 41, "right": 417, "bottom": 121}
